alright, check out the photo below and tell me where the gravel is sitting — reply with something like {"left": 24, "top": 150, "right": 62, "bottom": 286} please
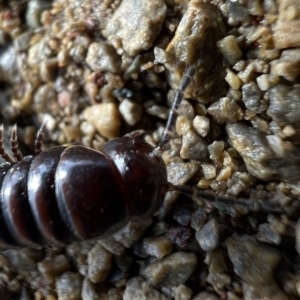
{"left": 0, "top": 0, "right": 300, "bottom": 299}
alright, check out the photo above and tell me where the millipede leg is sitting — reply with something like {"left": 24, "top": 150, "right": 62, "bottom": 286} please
{"left": 35, "top": 123, "right": 46, "bottom": 155}
{"left": 10, "top": 124, "right": 23, "bottom": 161}
{"left": 0, "top": 125, "right": 14, "bottom": 163}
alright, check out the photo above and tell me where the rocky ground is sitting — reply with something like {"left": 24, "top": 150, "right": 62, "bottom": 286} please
{"left": 0, "top": 0, "right": 300, "bottom": 299}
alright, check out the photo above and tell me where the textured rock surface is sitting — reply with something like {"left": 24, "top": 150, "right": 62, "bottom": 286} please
{"left": 103, "top": 0, "right": 167, "bottom": 56}
{"left": 226, "top": 234, "right": 288, "bottom": 300}
{"left": 227, "top": 122, "right": 300, "bottom": 182}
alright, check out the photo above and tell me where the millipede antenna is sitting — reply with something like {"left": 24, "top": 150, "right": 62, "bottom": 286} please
{"left": 154, "top": 67, "right": 196, "bottom": 154}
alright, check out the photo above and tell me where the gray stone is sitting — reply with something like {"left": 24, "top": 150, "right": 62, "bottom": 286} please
{"left": 196, "top": 219, "right": 220, "bottom": 251}
{"left": 140, "top": 252, "right": 197, "bottom": 289}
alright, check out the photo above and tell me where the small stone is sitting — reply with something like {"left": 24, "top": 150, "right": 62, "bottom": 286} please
{"left": 81, "top": 278, "right": 100, "bottom": 300}
{"left": 176, "top": 115, "right": 192, "bottom": 136}
{"left": 140, "top": 252, "right": 197, "bottom": 289}
{"left": 225, "top": 69, "right": 242, "bottom": 90}
{"left": 217, "top": 35, "right": 242, "bottom": 65}
{"left": 208, "top": 141, "right": 224, "bottom": 161}
{"left": 155, "top": 0, "right": 226, "bottom": 102}
{"left": 226, "top": 234, "right": 288, "bottom": 300}
{"left": 191, "top": 209, "right": 207, "bottom": 231}
{"left": 192, "top": 116, "right": 210, "bottom": 137}
{"left": 167, "top": 226, "right": 193, "bottom": 248}
{"left": 113, "top": 219, "right": 152, "bottom": 248}
{"left": 144, "top": 100, "right": 169, "bottom": 119}
{"left": 201, "top": 163, "right": 216, "bottom": 180}
{"left": 173, "top": 284, "right": 193, "bottom": 300}
{"left": 83, "top": 103, "right": 121, "bottom": 139}
{"left": 142, "top": 236, "right": 173, "bottom": 258}
{"left": 227, "top": 122, "right": 300, "bottom": 182}
{"left": 256, "top": 74, "right": 279, "bottom": 91}
{"left": 207, "top": 97, "right": 243, "bottom": 124}
{"left": 272, "top": 0, "right": 300, "bottom": 48}
{"left": 256, "top": 223, "right": 282, "bottom": 245}
{"left": 104, "top": 0, "right": 167, "bottom": 56}
{"left": 180, "top": 129, "right": 208, "bottom": 161}
{"left": 196, "top": 219, "right": 220, "bottom": 251}
{"left": 98, "top": 235, "right": 125, "bottom": 256}
{"left": 266, "top": 83, "right": 300, "bottom": 124}
{"left": 242, "top": 82, "right": 268, "bottom": 113}
{"left": 123, "top": 277, "right": 167, "bottom": 300}
{"left": 271, "top": 49, "right": 300, "bottom": 82}
{"left": 55, "top": 272, "right": 82, "bottom": 300}
{"left": 167, "top": 162, "right": 199, "bottom": 186}
{"left": 87, "top": 242, "right": 113, "bottom": 283}
{"left": 173, "top": 204, "right": 193, "bottom": 227}
{"left": 38, "top": 255, "right": 71, "bottom": 284}
{"left": 119, "top": 99, "right": 143, "bottom": 126}
{"left": 86, "top": 42, "right": 121, "bottom": 73}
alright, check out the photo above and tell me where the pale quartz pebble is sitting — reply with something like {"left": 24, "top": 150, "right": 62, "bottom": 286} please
{"left": 87, "top": 242, "right": 113, "bottom": 283}
{"left": 272, "top": 0, "right": 300, "bottom": 48}
{"left": 233, "top": 60, "right": 246, "bottom": 72}
{"left": 98, "top": 235, "right": 125, "bottom": 256}
{"left": 119, "top": 99, "right": 143, "bottom": 126}
{"left": 180, "top": 129, "right": 208, "bottom": 161}
{"left": 81, "top": 278, "right": 101, "bottom": 300}
{"left": 142, "top": 235, "right": 173, "bottom": 258}
{"left": 167, "top": 162, "right": 199, "bottom": 185}
{"left": 55, "top": 272, "right": 82, "bottom": 300}
{"left": 123, "top": 277, "right": 167, "bottom": 300}
{"left": 86, "top": 42, "right": 121, "bottom": 73}
{"left": 225, "top": 69, "right": 242, "bottom": 90}
{"left": 197, "top": 179, "right": 211, "bottom": 189}
{"left": 208, "top": 141, "right": 224, "bottom": 161}
{"left": 216, "top": 166, "right": 232, "bottom": 181}
{"left": 217, "top": 35, "right": 242, "bottom": 65}
{"left": 83, "top": 103, "right": 121, "bottom": 139}
{"left": 139, "top": 252, "right": 197, "bottom": 289}
{"left": 176, "top": 115, "right": 192, "bottom": 136}
{"left": 282, "top": 125, "right": 296, "bottom": 137}
{"left": 38, "top": 255, "right": 71, "bottom": 285}
{"left": 192, "top": 115, "right": 210, "bottom": 137}
{"left": 256, "top": 74, "right": 279, "bottom": 91}
{"left": 237, "top": 64, "right": 255, "bottom": 83}
{"left": 144, "top": 100, "right": 168, "bottom": 119}
{"left": 174, "top": 284, "right": 193, "bottom": 300}
{"left": 202, "top": 163, "right": 216, "bottom": 180}
{"left": 207, "top": 97, "right": 243, "bottom": 124}
{"left": 113, "top": 219, "right": 152, "bottom": 248}
{"left": 104, "top": 0, "right": 167, "bottom": 56}
{"left": 80, "top": 121, "right": 96, "bottom": 139}
{"left": 270, "top": 49, "right": 300, "bottom": 82}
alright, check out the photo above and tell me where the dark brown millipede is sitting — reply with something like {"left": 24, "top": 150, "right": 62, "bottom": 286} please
{"left": 0, "top": 67, "right": 282, "bottom": 248}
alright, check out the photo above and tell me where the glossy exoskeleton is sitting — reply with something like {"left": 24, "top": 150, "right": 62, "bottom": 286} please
{"left": 0, "top": 68, "right": 281, "bottom": 248}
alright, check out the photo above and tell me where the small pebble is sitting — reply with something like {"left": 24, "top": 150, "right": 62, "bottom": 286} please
{"left": 83, "top": 103, "right": 121, "bottom": 139}
{"left": 87, "top": 242, "right": 113, "bottom": 283}
{"left": 123, "top": 276, "right": 167, "bottom": 300}
{"left": 140, "top": 252, "right": 197, "bottom": 289}
{"left": 196, "top": 219, "right": 220, "bottom": 251}
{"left": 55, "top": 272, "right": 82, "bottom": 300}
{"left": 142, "top": 235, "right": 173, "bottom": 258}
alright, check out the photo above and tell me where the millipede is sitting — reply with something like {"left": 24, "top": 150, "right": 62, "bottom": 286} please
{"left": 0, "top": 67, "right": 282, "bottom": 248}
